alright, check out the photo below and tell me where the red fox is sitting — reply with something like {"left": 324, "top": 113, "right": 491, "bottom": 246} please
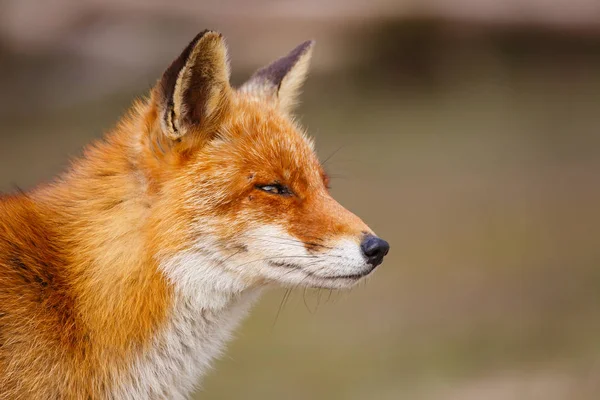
{"left": 0, "top": 30, "right": 389, "bottom": 399}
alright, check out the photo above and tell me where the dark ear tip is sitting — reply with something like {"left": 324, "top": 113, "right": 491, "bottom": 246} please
{"left": 196, "top": 29, "right": 223, "bottom": 39}
{"left": 187, "top": 29, "right": 214, "bottom": 51}
{"left": 295, "top": 40, "right": 315, "bottom": 55}
{"left": 186, "top": 30, "right": 224, "bottom": 51}
{"left": 250, "top": 39, "right": 315, "bottom": 88}
{"left": 194, "top": 29, "right": 212, "bottom": 40}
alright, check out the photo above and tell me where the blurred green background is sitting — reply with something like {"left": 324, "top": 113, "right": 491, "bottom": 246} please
{"left": 1, "top": 1, "right": 599, "bottom": 399}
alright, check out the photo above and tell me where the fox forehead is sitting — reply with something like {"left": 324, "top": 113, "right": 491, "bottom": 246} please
{"left": 191, "top": 94, "right": 324, "bottom": 190}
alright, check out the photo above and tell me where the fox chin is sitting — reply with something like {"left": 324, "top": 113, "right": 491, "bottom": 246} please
{"left": 0, "top": 30, "right": 389, "bottom": 399}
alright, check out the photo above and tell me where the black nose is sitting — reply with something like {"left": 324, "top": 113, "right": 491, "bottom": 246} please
{"left": 360, "top": 235, "right": 390, "bottom": 267}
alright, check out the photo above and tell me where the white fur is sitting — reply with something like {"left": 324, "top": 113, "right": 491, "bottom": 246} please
{"left": 113, "top": 224, "right": 368, "bottom": 398}
{"left": 239, "top": 225, "right": 371, "bottom": 289}
{"left": 113, "top": 251, "right": 260, "bottom": 399}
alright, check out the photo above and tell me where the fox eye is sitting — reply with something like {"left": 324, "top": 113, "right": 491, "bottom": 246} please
{"left": 256, "top": 184, "right": 293, "bottom": 196}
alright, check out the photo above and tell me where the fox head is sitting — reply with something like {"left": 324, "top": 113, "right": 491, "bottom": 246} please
{"left": 141, "top": 31, "right": 389, "bottom": 292}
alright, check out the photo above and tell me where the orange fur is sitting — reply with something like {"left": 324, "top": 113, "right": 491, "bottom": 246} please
{"left": 0, "top": 31, "right": 386, "bottom": 398}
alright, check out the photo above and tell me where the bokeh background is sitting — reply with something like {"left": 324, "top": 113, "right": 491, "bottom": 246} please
{"left": 1, "top": 1, "right": 600, "bottom": 399}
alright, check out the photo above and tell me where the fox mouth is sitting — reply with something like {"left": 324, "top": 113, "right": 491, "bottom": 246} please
{"left": 267, "top": 260, "right": 373, "bottom": 281}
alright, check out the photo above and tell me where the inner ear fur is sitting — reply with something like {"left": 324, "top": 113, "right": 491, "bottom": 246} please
{"left": 240, "top": 40, "right": 314, "bottom": 113}
{"left": 156, "top": 30, "right": 232, "bottom": 141}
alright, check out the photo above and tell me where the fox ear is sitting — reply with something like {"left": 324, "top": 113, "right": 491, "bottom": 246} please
{"left": 156, "top": 30, "right": 232, "bottom": 140}
{"left": 240, "top": 40, "right": 314, "bottom": 113}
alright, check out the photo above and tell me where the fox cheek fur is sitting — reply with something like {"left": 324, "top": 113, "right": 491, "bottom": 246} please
{"left": 0, "top": 30, "right": 389, "bottom": 398}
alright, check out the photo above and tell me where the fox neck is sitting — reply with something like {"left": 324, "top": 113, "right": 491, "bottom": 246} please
{"left": 115, "top": 266, "right": 262, "bottom": 399}
{"left": 33, "top": 104, "right": 261, "bottom": 396}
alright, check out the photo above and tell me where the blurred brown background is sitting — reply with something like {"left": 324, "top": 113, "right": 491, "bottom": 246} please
{"left": 1, "top": 1, "right": 600, "bottom": 399}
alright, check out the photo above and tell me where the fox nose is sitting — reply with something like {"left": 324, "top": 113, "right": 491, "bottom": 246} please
{"left": 360, "top": 235, "right": 390, "bottom": 267}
